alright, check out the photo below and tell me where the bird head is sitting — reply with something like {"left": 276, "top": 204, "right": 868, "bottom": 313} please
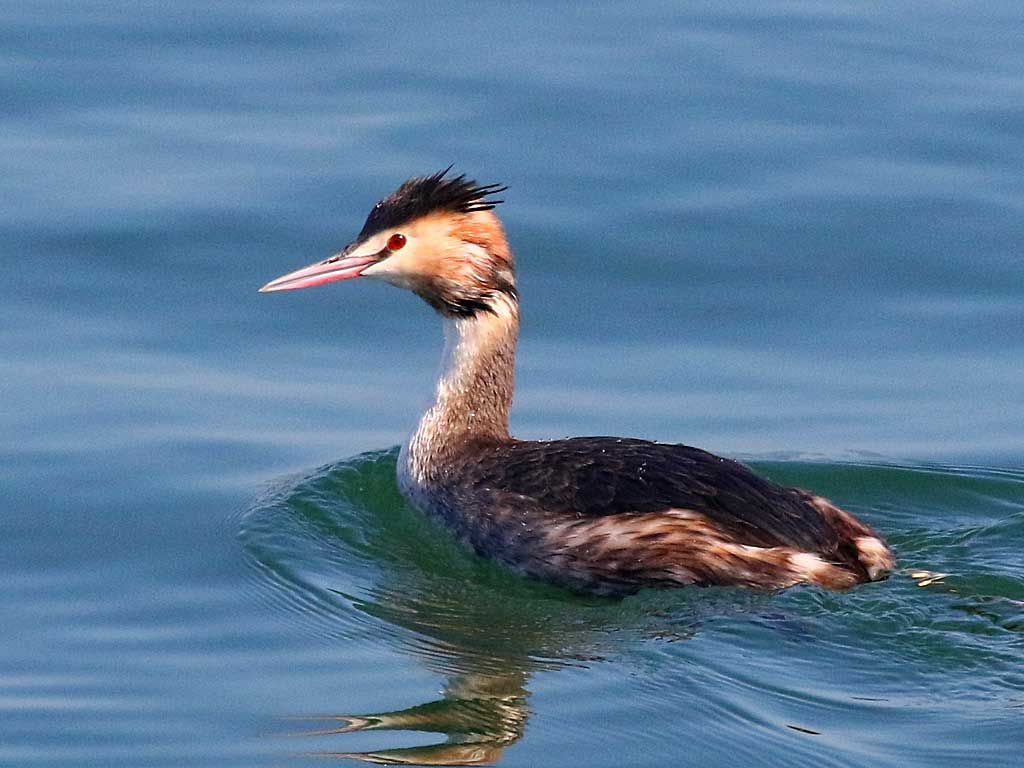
{"left": 260, "top": 169, "right": 515, "bottom": 317}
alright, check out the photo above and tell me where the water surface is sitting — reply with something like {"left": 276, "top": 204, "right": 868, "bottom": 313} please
{"left": 2, "top": 1, "right": 1023, "bottom": 765}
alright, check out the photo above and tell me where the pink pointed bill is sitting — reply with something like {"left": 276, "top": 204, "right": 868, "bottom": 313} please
{"left": 259, "top": 252, "right": 378, "bottom": 293}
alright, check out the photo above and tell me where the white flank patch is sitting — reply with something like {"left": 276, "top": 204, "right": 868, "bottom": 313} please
{"left": 788, "top": 551, "right": 831, "bottom": 579}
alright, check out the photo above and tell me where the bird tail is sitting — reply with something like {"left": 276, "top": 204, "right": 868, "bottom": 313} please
{"left": 800, "top": 493, "right": 896, "bottom": 584}
{"left": 851, "top": 534, "right": 896, "bottom": 581}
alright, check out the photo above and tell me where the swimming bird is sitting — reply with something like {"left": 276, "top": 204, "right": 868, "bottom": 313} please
{"left": 260, "top": 169, "right": 895, "bottom": 596}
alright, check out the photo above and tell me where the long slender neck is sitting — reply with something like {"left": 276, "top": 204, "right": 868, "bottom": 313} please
{"left": 404, "top": 294, "right": 519, "bottom": 481}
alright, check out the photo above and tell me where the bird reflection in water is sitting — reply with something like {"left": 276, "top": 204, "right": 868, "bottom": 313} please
{"left": 281, "top": 573, "right": 576, "bottom": 765}
{"left": 279, "top": 576, "right": 706, "bottom": 766}
{"left": 290, "top": 669, "right": 529, "bottom": 765}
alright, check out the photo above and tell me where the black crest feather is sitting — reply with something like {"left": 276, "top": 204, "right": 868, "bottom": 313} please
{"left": 358, "top": 167, "right": 506, "bottom": 240}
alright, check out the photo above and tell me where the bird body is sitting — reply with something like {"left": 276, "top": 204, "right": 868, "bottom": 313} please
{"left": 261, "top": 170, "right": 895, "bottom": 595}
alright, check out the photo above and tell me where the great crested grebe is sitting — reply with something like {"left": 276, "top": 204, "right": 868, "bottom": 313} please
{"left": 260, "top": 169, "right": 895, "bottom": 595}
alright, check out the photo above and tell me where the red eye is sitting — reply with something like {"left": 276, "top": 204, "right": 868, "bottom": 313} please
{"left": 387, "top": 233, "right": 406, "bottom": 251}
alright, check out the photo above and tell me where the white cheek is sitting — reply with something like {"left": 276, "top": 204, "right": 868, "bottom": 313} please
{"left": 360, "top": 259, "right": 391, "bottom": 278}
{"left": 362, "top": 253, "right": 418, "bottom": 289}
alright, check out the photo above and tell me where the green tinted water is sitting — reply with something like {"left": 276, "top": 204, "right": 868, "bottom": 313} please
{"left": 237, "top": 450, "right": 1023, "bottom": 765}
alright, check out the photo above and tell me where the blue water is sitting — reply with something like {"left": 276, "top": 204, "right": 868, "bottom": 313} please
{"left": 3, "top": 2, "right": 1023, "bottom": 765}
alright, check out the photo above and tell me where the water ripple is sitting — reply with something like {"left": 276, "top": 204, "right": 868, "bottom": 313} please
{"left": 238, "top": 450, "right": 1024, "bottom": 764}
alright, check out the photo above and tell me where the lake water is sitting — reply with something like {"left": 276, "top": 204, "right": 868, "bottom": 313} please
{"left": 3, "top": 1, "right": 1022, "bottom": 765}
